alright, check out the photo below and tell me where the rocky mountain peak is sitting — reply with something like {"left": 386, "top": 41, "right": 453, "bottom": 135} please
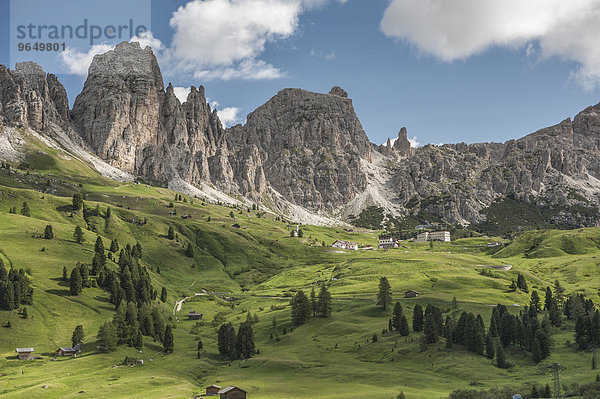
{"left": 329, "top": 86, "right": 348, "bottom": 97}
{"left": 392, "top": 126, "right": 413, "bottom": 157}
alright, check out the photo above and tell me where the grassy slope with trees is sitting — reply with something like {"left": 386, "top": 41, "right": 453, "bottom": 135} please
{"left": 1, "top": 134, "right": 600, "bottom": 398}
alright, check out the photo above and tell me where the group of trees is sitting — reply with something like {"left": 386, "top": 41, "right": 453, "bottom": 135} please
{"left": 0, "top": 260, "right": 33, "bottom": 310}
{"left": 509, "top": 272, "right": 529, "bottom": 292}
{"left": 570, "top": 293, "right": 600, "bottom": 350}
{"left": 388, "top": 302, "right": 410, "bottom": 336}
{"left": 217, "top": 322, "right": 255, "bottom": 361}
{"left": 291, "top": 285, "right": 332, "bottom": 326}
{"left": 97, "top": 301, "right": 172, "bottom": 353}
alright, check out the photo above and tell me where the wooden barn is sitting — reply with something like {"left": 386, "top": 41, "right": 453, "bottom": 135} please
{"left": 57, "top": 345, "right": 80, "bottom": 356}
{"left": 218, "top": 386, "right": 247, "bottom": 399}
{"left": 404, "top": 290, "right": 419, "bottom": 298}
{"left": 205, "top": 384, "right": 221, "bottom": 396}
{"left": 15, "top": 348, "right": 34, "bottom": 360}
{"left": 188, "top": 311, "right": 203, "bottom": 320}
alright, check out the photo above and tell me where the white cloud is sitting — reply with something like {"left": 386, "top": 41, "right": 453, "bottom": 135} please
{"left": 60, "top": 44, "right": 115, "bottom": 75}
{"left": 130, "top": 31, "right": 165, "bottom": 52}
{"left": 408, "top": 136, "right": 419, "bottom": 148}
{"left": 380, "top": 0, "right": 600, "bottom": 89}
{"left": 302, "top": 0, "right": 347, "bottom": 10}
{"left": 216, "top": 107, "right": 241, "bottom": 127}
{"left": 310, "top": 49, "right": 336, "bottom": 60}
{"left": 172, "top": 86, "right": 191, "bottom": 103}
{"left": 167, "top": 0, "right": 300, "bottom": 80}
{"left": 60, "top": 32, "right": 164, "bottom": 76}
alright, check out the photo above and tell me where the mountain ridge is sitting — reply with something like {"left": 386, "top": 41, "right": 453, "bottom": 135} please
{"left": 1, "top": 41, "right": 600, "bottom": 228}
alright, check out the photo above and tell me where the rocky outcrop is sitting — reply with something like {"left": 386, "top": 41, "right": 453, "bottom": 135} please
{"left": 226, "top": 87, "right": 372, "bottom": 209}
{"left": 0, "top": 62, "right": 69, "bottom": 131}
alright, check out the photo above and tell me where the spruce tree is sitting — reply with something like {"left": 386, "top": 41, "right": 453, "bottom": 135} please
{"left": 72, "top": 193, "right": 83, "bottom": 210}
{"left": 530, "top": 290, "right": 541, "bottom": 312}
{"left": 185, "top": 243, "right": 194, "bottom": 257}
{"left": 160, "top": 287, "right": 168, "bottom": 303}
{"left": 62, "top": 266, "right": 68, "bottom": 281}
{"left": 376, "top": 277, "right": 392, "bottom": 310}
{"left": 317, "top": 285, "right": 332, "bottom": 317}
{"left": 517, "top": 273, "right": 528, "bottom": 292}
{"left": 412, "top": 304, "right": 424, "bottom": 332}
{"left": 110, "top": 239, "right": 119, "bottom": 253}
{"left": 399, "top": 315, "right": 410, "bottom": 336}
{"left": 22, "top": 307, "right": 28, "bottom": 319}
{"left": 72, "top": 324, "right": 84, "bottom": 348}
{"left": 424, "top": 312, "right": 439, "bottom": 343}
{"left": 44, "top": 225, "right": 54, "bottom": 239}
{"left": 167, "top": 226, "right": 175, "bottom": 240}
{"left": 70, "top": 268, "right": 83, "bottom": 296}
{"left": 543, "top": 383, "right": 551, "bottom": 398}
{"left": 485, "top": 333, "right": 495, "bottom": 359}
{"left": 73, "top": 226, "right": 84, "bottom": 244}
{"left": 544, "top": 286, "right": 553, "bottom": 311}
{"left": 94, "top": 236, "right": 104, "bottom": 254}
{"left": 217, "top": 323, "right": 236, "bottom": 360}
{"left": 532, "top": 337, "right": 542, "bottom": 363}
{"left": 392, "top": 302, "right": 403, "bottom": 331}
{"left": 236, "top": 322, "right": 255, "bottom": 359}
{"left": 163, "top": 325, "right": 174, "bottom": 353}
{"left": 495, "top": 344, "right": 507, "bottom": 368}
{"left": 20, "top": 201, "right": 30, "bottom": 217}
{"left": 310, "top": 287, "right": 317, "bottom": 317}
{"left": 97, "top": 321, "right": 117, "bottom": 352}
{"left": 291, "top": 290, "right": 311, "bottom": 326}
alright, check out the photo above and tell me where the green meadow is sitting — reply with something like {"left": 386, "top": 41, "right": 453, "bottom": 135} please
{"left": 0, "top": 135, "right": 599, "bottom": 398}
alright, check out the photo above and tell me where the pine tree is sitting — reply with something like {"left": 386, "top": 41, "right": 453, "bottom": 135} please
{"left": 62, "top": 266, "right": 68, "bottom": 281}
{"left": 95, "top": 236, "right": 104, "bottom": 254}
{"left": 530, "top": 291, "right": 541, "bottom": 312}
{"left": 97, "top": 321, "right": 117, "bottom": 352}
{"left": 44, "top": 225, "right": 54, "bottom": 239}
{"left": 310, "top": 287, "right": 317, "bottom": 317}
{"left": 106, "top": 207, "right": 111, "bottom": 219}
{"left": 517, "top": 273, "right": 528, "bottom": 292}
{"left": 72, "top": 324, "right": 84, "bottom": 348}
{"left": 185, "top": 243, "right": 194, "bottom": 257}
{"left": 531, "top": 384, "right": 540, "bottom": 399}
{"left": 70, "top": 268, "right": 82, "bottom": 296}
{"left": 392, "top": 302, "right": 403, "bottom": 331}
{"left": 110, "top": 239, "right": 119, "bottom": 253}
{"left": 217, "top": 323, "right": 236, "bottom": 360}
{"left": 424, "top": 312, "right": 439, "bottom": 343}
{"left": 20, "top": 201, "right": 30, "bottom": 217}
{"left": 197, "top": 340, "right": 203, "bottom": 351}
{"left": 495, "top": 343, "right": 507, "bottom": 368}
{"left": 413, "top": 304, "right": 424, "bottom": 332}
{"left": 291, "top": 290, "right": 311, "bottom": 326}
{"left": 532, "top": 337, "right": 542, "bottom": 363}
{"left": 167, "top": 226, "right": 175, "bottom": 240}
{"left": 73, "top": 226, "right": 84, "bottom": 244}
{"left": 544, "top": 286, "right": 553, "bottom": 311}
{"left": 485, "top": 333, "right": 495, "bottom": 359}
{"left": 397, "top": 392, "right": 406, "bottom": 399}
{"left": 163, "top": 325, "right": 174, "bottom": 353}
{"left": 399, "top": 315, "right": 410, "bottom": 336}
{"left": 72, "top": 193, "right": 84, "bottom": 210}
{"left": 376, "top": 277, "right": 392, "bottom": 310}
{"left": 549, "top": 298, "right": 562, "bottom": 327}
{"left": 160, "top": 287, "right": 167, "bottom": 303}
{"left": 22, "top": 307, "right": 28, "bottom": 319}
{"left": 317, "top": 285, "right": 332, "bottom": 317}
{"left": 236, "top": 322, "right": 256, "bottom": 359}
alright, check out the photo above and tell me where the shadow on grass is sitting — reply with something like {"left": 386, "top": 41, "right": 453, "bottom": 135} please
{"left": 45, "top": 288, "right": 71, "bottom": 297}
{"left": 49, "top": 277, "right": 69, "bottom": 287}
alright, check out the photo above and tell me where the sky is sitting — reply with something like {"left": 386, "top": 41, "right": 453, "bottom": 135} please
{"left": 2, "top": 0, "right": 600, "bottom": 147}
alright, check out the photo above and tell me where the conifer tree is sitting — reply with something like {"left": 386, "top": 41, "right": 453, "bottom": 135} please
{"left": 412, "top": 304, "right": 424, "bottom": 332}
{"left": 400, "top": 315, "right": 410, "bottom": 337}
{"left": 70, "top": 267, "right": 82, "bottom": 296}
{"left": 376, "top": 277, "right": 392, "bottom": 310}
{"left": 62, "top": 266, "right": 68, "bottom": 281}
{"left": 185, "top": 243, "right": 194, "bottom": 257}
{"left": 424, "top": 312, "right": 439, "bottom": 343}
{"left": 392, "top": 302, "right": 403, "bottom": 331}
{"left": 310, "top": 287, "right": 317, "bottom": 317}
{"left": 543, "top": 383, "right": 551, "bottom": 398}
{"left": 530, "top": 290, "right": 541, "bottom": 312}
{"left": 72, "top": 324, "right": 84, "bottom": 348}
{"left": 217, "top": 323, "right": 236, "bottom": 360}
{"left": 160, "top": 287, "right": 168, "bottom": 303}
{"left": 44, "top": 225, "right": 54, "bottom": 239}
{"left": 72, "top": 193, "right": 83, "bottom": 210}
{"left": 20, "top": 201, "right": 30, "bottom": 217}
{"left": 97, "top": 321, "right": 117, "bottom": 352}
{"left": 544, "top": 286, "right": 553, "bottom": 311}
{"left": 73, "top": 226, "right": 84, "bottom": 243}
{"left": 517, "top": 273, "right": 528, "bottom": 292}
{"left": 291, "top": 290, "right": 311, "bottom": 326}
{"left": 167, "top": 226, "right": 175, "bottom": 240}
{"left": 236, "top": 322, "right": 256, "bottom": 359}
{"left": 163, "top": 325, "right": 174, "bottom": 353}
{"left": 532, "top": 337, "right": 542, "bottom": 363}
{"left": 495, "top": 344, "right": 507, "bottom": 368}
{"left": 110, "top": 239, "right": 119, "bottom": 253}
{"left": 485, "top": 333, "right": 495, "bottom": 359}
{"left": 317, "top": 285, "right": 332, "bottom": 317}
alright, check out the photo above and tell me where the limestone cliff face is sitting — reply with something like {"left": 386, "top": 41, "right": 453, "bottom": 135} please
{"left": 0, "top": 62, "right": 69, "bottom": 131}
{"left": 226, "top": 86, "right": 372, "bottom": 210}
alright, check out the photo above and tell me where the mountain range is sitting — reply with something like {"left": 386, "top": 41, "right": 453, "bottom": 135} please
{"left": 1, "top": 41, "right": 600, "bottom": 229}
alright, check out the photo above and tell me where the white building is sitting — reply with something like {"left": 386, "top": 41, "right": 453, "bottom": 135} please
{"left": 378, "top": 236, "right": 398, "bottom": 249}
{"left": 331, "top": 240, "right": 359, "bottom": 250}
{"left": 415, "top": 231, "right": 451, "bottom": 242}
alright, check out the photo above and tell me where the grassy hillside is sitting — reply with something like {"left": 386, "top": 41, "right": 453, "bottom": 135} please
{"left": 1, "top": 137, "right": 600, "bottom": 398}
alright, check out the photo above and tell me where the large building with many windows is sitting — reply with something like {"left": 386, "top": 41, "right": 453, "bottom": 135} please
{"left": 415, "top": 231, "right": 451, "bottom": 242}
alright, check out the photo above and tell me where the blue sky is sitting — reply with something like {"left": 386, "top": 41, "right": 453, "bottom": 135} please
{"left": 2, "top": 0, "right": 600, "bottom": 147}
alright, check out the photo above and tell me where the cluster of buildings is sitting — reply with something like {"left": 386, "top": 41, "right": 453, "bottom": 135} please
{"left": 15, "top": 344, "right": 82, "bottom": 360}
